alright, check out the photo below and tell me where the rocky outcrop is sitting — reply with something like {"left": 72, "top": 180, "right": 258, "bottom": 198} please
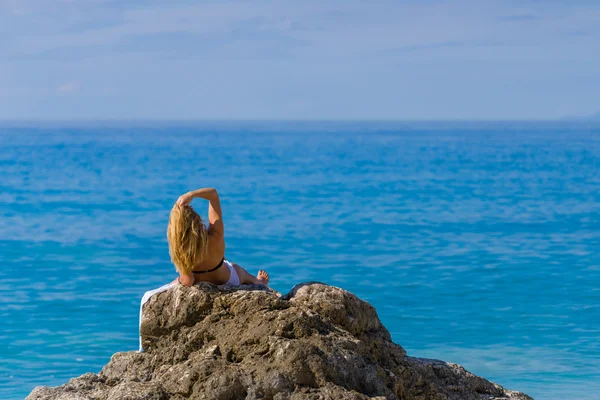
{"left": 27, "top": 282, "right": 533, "bottom": 400}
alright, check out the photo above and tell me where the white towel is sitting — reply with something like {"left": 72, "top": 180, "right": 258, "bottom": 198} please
{"left": 138, "top": 282, "right": 176, "bottom": 352}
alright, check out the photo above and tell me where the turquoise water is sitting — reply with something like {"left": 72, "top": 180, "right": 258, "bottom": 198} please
{"left": 1, "top": 121, "right": 599, "bottom": 400}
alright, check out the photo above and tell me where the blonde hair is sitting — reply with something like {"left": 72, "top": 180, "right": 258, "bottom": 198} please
{"left": 167, "top": 204, "right": 209, "bottom": 274}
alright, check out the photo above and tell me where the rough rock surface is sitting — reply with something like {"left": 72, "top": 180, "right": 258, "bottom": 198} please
{"left": 27, "top": 282, "right": 533, "bottom": 400}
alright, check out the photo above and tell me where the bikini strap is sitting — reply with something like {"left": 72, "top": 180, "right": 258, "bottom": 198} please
{"left": 191, "top": 257, "right": 225, "bottom": 274}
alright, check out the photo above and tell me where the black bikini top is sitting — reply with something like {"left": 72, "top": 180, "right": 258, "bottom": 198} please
{"left": 191, "top": 257, "right": 224, "bottom": 274}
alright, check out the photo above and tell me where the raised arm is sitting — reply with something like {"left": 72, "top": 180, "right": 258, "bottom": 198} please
{"left": 176, "top": 188, "right": 223, "bottom": 236}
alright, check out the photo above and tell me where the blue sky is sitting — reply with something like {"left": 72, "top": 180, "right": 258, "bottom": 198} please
{"left": 1, "top": 0, "right": 599, "bottom": 120}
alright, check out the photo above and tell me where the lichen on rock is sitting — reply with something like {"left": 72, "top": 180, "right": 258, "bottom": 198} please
{"left": 27, "top": 282, "right": 533, "bottom": 400}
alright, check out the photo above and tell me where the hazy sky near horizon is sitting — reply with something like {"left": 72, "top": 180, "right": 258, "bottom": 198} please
{"left": 1, "top": 0, "right": 599, "bottom": 120}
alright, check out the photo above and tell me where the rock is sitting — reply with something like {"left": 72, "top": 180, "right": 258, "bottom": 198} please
{"left": 27, "top": 282, "right": 533, "bottom": 400}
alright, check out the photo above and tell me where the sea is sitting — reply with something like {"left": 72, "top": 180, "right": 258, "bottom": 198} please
{"left": 1, "top": 121, "right": 598, "bottom": 400}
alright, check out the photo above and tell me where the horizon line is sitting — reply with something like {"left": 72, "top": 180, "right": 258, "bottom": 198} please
{"left": 0, "top": 117, "right": 597, "bottom": 124}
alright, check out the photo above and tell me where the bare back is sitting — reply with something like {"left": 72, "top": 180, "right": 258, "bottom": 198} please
{"left": 186, "top": 189, "right": 228, "bottom": 284}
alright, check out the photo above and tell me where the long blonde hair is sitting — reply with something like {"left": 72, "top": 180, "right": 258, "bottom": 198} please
{"left": 167, "top": 204, "right": 209, "bottom": 274}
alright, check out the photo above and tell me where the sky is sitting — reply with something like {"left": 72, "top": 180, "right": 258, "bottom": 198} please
{"left": 0, "top": 0, "right": 599, "bottom": 120}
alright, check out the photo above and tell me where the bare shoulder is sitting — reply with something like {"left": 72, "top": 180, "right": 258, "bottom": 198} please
{"left": 208, "top": 219, "right": 224, "bottom": 237}
{"left": 207, "top": 231, "right": 226, "bottom": 257}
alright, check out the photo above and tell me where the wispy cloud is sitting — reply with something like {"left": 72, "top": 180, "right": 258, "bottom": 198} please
{"left": 57, "top": 80, "right": 81, "bottom": 94}
{"left": 383, "top": 41, "right": 467, "bottom": 54}
{"left": 1, "top": 0, "right": 600, "bottom": 119}
{"left": 4, "top": 1, "right": 600, "bottom": 62}
{"left": 497, "top": 14, "right": 540, "bottom": 22}
{"left": 259, "top": 17, "right": 293, "bottom": 32}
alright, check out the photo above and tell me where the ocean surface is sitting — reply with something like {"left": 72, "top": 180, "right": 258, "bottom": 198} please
{"left": 1, "top": 121, "right": 599, "bottom": 400}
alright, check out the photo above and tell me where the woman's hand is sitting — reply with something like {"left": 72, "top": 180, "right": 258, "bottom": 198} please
{"left": 176, "top": 192, "right": 194, "bottom": 207}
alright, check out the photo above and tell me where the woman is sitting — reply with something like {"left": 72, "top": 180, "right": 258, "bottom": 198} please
{"left": 167, "top": 187, "right": 269, "bottom": 287}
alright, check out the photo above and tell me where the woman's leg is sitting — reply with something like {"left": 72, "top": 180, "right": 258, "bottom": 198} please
{"left": 232, "top": 263, "right": 269, "bottom": 285}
